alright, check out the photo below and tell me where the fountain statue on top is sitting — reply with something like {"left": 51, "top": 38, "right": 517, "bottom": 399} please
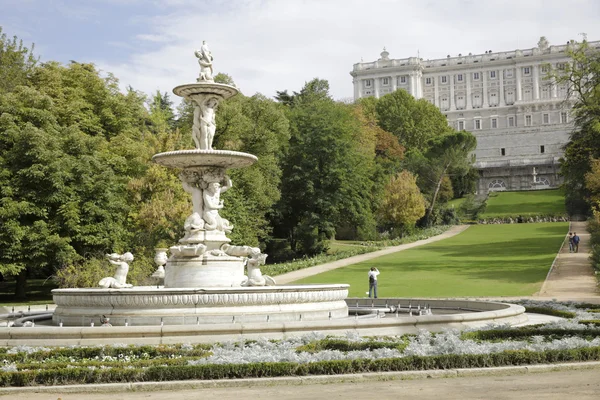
{"left": 152, "top": 42, "right": 274, "bottom": 288}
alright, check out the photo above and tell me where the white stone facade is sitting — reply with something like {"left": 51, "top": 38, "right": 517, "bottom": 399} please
{"left": 350, "top": 38, "right": 599, "bottom": 193}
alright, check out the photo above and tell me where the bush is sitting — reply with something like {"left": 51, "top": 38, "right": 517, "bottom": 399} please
{"left": 524, "top": 307, "right": 577, "bottom": 319}
{"left": 55, "top": 253, "right": 156, "bottom": 288}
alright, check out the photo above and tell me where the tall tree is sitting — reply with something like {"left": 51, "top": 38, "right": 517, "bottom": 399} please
{"left": 409, "top": 130, "right": 477, "bottom": 224}
{"left": 0, "top": 59, "right": 153, "bottom": 296}
{"left": 375, "top": 89, "right": 451, "bottom": 150}
{"left": 555, "top": 39, "right": 600, "bottom": 215}
{"left": 274, "top": 79, "right": 377, "bottom": 255}
{"left": 0, "top": 27, "right": 37, "bottom": 94}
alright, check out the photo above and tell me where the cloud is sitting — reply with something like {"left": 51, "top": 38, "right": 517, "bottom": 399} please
{"left": 91, "top": 0, "right": 600, "bottom": 101}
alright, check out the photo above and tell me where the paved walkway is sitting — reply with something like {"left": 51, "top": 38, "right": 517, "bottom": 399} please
{"left": 536, "top": 220, "right": 598, "bottom": 299}
{"left": 275, "top": 225, "right": 471, "bottom": 284}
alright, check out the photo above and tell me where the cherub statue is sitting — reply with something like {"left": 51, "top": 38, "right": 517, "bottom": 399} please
{"left": 242, "top": 250, "right": 275, "bottom": 287}
{"left": 203, "top": 177, "right": 233, "bottom": 233}
{"left": 195, "top": 40, "right": 214, "bottom": 82}
{"left": 99, "top": 252, "right": 134, "bottom": 289}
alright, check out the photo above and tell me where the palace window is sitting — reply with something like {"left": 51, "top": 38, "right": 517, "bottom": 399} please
{"left": 439, "top": 98, "right": 448, "bottom": 111}
{"left": 505, "top": 90, "right": 515, "bottom": 105}
{"left": 543, "top": 113, "right": 549, "bottom": 124}
{"left": 556, "top": 63, "right": 566, "bottom": 70}
{"left": 541, "top": 65, "right": 549, "bottom": 73}
{"left": 425, "top": 77, "right": 432, "bottom": 85}
{"left": 525, "top": 115, "right": 532, "bottom": 126}
{"left": 560, "top": 112, "right": 568, "bottom": 123}
{"left": 400, "top": 76, "right": 407, "bottom": 84}
{"left": 540, "top": 145, "right": 545, "bottom": 154}
{"left": 441, "top": 76, "right": 448, "bottom": 84}
{"left": 474, "top": 119, "right": 482, "bottom": 130}
{"left": 541, "top": 86, "right": 550, "bottom": 99}
{"left": 491, "top": 118, "right": 497, "bottom": 129}
{"left": 523, "top": 66, "right": 531, "bottom": 75}
{"left": 489, "top": 179, "right": 506, "bottom": 190}
{"left": 490, "top": 70, "right": 497, "bottom": 79}
{"left": 473, "top": 72, "right": 480, "bottom": 80}
{"left": 457, "top": 74, "right": 464, "bottom": 82}
{"left": 508, "top": 116, "right": 515, "bottom": 127}
{"left": 365, "top": 79, "right": 372, "bottom": 88}
{"left": 382, "top": 77, "right": 389, "bottom": 86}
{"left": 501, "top": 148, "right": 506, "bottom": 156}
{"left": 458, "top": 120, "right": 465, "bottom": 130}
{"left": 489, "top": 92, "right": 498, "bottom": 106}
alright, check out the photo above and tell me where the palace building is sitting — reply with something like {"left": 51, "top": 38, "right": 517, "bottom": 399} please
{"left": 350, "top": 37, "right": 597, "bottom": 193}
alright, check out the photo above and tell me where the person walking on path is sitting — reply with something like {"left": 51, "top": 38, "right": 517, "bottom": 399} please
{"left": 568, "top": 232, "right": 574, "bottom": 253}
{"left": 573, "top": 232, "right": 581, "bottom": 253}
{"left": 367, "top": 267, "right": 380, "bottom": 298}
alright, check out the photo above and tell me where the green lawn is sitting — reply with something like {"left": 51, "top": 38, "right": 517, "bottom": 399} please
{"left": 293, "top": 222, "right": 568, "bottom": 297}
{"left": 481, "top": 189, "right": 566, "bottom": 218}
{"left": 0, "top": 278, "right": 57, "bottom": 305}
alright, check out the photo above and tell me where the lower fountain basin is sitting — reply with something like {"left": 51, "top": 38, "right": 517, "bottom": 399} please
{"left": 51, "top": 284, "right": 350, "bottom": 326}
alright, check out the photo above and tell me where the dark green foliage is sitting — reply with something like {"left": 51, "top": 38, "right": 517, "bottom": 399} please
{"left": 274, "top": 79, "right": 377, "bottom": 256}
{"left": 295, "top": 338, "right": 409, "bottom": 353}
{"left": 555, "top": 40, "right": 600, "bottom": 215}
{"left": 522, "top": 307, "right": 577, "bottom": 318}
{"left": 375, "top": 89, "right": 451, "bottom": 150}
{"left": 461, "top": 327, "right": 600, "bottom": 341}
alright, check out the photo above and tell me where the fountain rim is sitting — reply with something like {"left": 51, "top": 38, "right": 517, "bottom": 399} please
{"left": 173, "top": 82, "right": 239, "bottom": 99}
{"left": 152, "top": 149, "right": 258, "bottom": 169}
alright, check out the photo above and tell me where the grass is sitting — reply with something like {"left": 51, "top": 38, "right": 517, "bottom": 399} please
{"left": 327, "top": 240, "right": 369, "bottom": 254}
{"left": 292, "top": 222, "right": 568, "bottom": 297}
{"left": 480, "top": 189, "right": 566, "bottom": 218}
{"left": 0, "top": 279, "right": 57, "bottom": 305}
{"left": 446, "top": 197, "right": 467, "bottom": 209}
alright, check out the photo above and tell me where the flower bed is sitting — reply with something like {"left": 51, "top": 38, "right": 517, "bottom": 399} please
{"left": 0, "top": 301, "right": 599, "bottom": 387}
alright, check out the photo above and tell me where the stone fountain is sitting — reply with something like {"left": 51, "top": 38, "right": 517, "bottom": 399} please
{"left": 51, "top": 43, "right": 349, "bottom": 326}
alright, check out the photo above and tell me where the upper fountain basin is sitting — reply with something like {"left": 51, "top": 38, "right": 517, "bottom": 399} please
{"left": 173, "top": 83, "right": 239, "bottom": 100}
{"left": 152, "top": 149, "right": 258, "bottom": 169}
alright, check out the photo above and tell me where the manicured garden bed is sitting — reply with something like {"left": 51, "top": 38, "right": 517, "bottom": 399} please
{"left": 0, "top": 301, "right": 598, "bottom": 387}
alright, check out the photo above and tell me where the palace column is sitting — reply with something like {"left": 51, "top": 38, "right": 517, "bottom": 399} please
{"left": 533, "top": 65, "right": 540, "bottom": 100}
{"left": 499, "top": 69, "right": 505, "bottom": 106}
{"left": 433, "top": 75, "right": 439, "bottom": 106}
{"left": 516, "top": 66, "right": 523, "bottom": 101}
{"left": 450, "top": 76, "right": 456, "bottom": 110}
{"left": 466, "top": 72, "right": 472, "bottom": 109}
{"left": 482, "top": 71, "right": 488, "bottom": 107}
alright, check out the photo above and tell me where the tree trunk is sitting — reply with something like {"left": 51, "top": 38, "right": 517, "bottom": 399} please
{"left": 426, "top": 163, "right": 451, "bottom": 225}
{"left": 14, "top": 269, "right": 27, "bottom": 300}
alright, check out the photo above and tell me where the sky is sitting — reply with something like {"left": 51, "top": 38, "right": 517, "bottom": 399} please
{"left": 3, "top": 0, "right": 600, "bottom": 103}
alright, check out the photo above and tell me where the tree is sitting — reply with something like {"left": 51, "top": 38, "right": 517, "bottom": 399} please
{"left": 0, "top": 27, "right": 37, "bottom": 94}
{"left": 375, "top": 89, "right": 451, "bottom": 150}
{"left": 274, "top": 79, "right": 377, "bottom": 255}
{"left": 555, "top": 39, "right": 600, "bottom": 215}
{"left": 417, "top": 130, "right": 477, "bottom": 224}
{"left": 0, "top": 59, "right": 154, "bottom": 296}
{"left": 378, "top": 170, "right": 426, "bottom": 234}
